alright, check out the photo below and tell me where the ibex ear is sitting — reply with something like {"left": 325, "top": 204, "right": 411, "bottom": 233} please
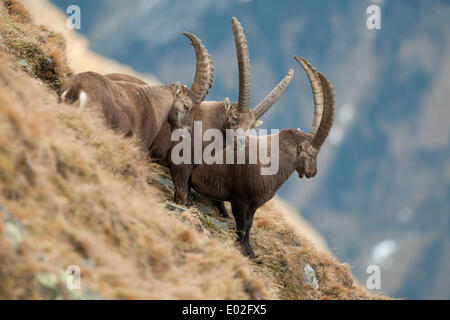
{"left": 175, "top": 81, "right": 182, "bottom": 96}
{"left": 224, "top": 97, "right": 231, "bottom": 110}
{"left": 255, "top": 120, "right": 263, "bottom": 127}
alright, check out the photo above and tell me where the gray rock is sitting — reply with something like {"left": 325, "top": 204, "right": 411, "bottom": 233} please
{"left": 205, "top": 215, "right": 229, "bottom": 231}
{"left": 36, "top": 272, "right": 59, "bottom": 289}
{"left": 0, "top": 204, "right": 10, "bottom": 216}
{"left": 166, "top": 202, "right": 188, "bottom": 212}
{"left": 303, "top": 263, "right": 319, "bottom": 289}
{"left": 36, "top": 270, "right": 103, "bottom": 300}
{"left": 0, "top": 204, "right": 26, "bottom": 250}
{"left": 155, "top": 174, "right": 174, "bottom": 190}
{"left": 17, "top": 59, "right": 32, "bottom": 72}
{"left": 83, "top": 258, "right": 96, "bottom": 268}
{"left": 193, "top": 200, "right": 216, "bottom": 217}
{"left": 35, "top": 272, "right": 61, "bottom": 299}
{"left": 73, "top": 288, "right": 103, "bottom": 300}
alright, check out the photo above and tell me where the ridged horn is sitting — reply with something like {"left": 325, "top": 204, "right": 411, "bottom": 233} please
{"left": 294, "top": 56, "right": 324, "bottom": 136}
{"left": 311, "top": 72, "right": 336, "bottom": 150}
{"left": 252, "top": 69, "right": 294, "bottom": 120}
{"left": 182, "top": 32, "right": 214, "bottom": 104}
{"left": 231, "top": 17, "right": 251, "bottom": 113}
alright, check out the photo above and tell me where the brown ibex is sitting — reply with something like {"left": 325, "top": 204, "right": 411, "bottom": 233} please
{"left": 59, "top": 32, "right": 214, "bottom": 151}
{"left": 150, "top": 18, "right": 293, "bottom": 215}
{"left": 187, "top": 57, "right": 336, "bottom": 258}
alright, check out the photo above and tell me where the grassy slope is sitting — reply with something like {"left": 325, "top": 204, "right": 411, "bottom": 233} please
{"left": 0, "top": 0, "right": 384, "bottom": 299}
{"left": 21, "top": 0, "right": 159, "bottom": 83}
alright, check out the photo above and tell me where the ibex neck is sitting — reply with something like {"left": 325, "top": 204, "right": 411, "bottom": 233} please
{"left": 271, "top": 152, "right": 296, "bottom": 188}
{"left": 246, "top": 137, "right": 296, "bottom": 203}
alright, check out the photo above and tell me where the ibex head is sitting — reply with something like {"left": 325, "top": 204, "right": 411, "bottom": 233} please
{"left": 289, "top": 56, "right": 336, "bottom": 179}
{"left": 168, "top": 32, "right": 214, "bottom": 131}
{"left": 293, "top": 135, "right": 318, "bottom": 178}
{"left": 223, "top": 97, "right": 257, "bottom": 131}
{"left": 223, "top": 17, "right": 294, "bottom": 131}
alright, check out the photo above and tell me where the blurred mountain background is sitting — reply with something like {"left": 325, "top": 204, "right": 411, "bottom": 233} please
{"left": 47, "top": 0, "right": 449, "bottom": 299}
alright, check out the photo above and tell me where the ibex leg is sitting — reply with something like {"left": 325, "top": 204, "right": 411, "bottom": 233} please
{"left": 213, "top": 200, "right": 231, "bottom": 218}
{"left": 231, "top": 201, "right": 255, "bottom": 258}
{"left": 170, "top": 164, "right": 192, "bottom": 206}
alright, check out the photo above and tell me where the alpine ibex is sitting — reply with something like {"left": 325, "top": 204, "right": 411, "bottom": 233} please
{"left": 150, "top": 18, "right": 293, "bottom": 215}
{"left": 187, "top": 57, "right": 336, "bottom": 258}
{"left": 59, "top": 32, "right": 214, "bottom": 151}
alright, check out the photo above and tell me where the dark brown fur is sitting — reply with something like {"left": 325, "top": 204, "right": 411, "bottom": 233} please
{"left": 189, "top": 130, "right": 317, "bottom": 258}
{"left": 185, "top": 69, "right": 336, "bottom": 259}
{"left": 151, "top": 100, "right": 258, "bottom": 209}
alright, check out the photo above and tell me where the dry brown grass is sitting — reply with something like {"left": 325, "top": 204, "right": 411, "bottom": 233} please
{"left": 3, "top": 0, "right": 30, "bottom": 22}
{"left": 250, "top": 201, "right": 374, "bottom": 299}
{"left": 0, "top": 0, "right": 387, "bottom": 300}
{"left": 0, "top": 0, "right": 71, "bottom": 90}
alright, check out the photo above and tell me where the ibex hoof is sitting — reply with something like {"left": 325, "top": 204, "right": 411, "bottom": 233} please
{"left": 219, "top": 209, "right": 231, "bottom": 219}
{"left": 173, "top": 197, "right": 192, "bottom": 207}
{"left": 240, "top": 246, "right": 257, "bottom": 260}
{"left": 252, "top": 257, "right": 263, "bottom": 264}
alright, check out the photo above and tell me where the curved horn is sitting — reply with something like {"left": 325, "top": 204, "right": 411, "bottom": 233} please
{"left": 252, "top": 69, "right": 294, "bottom": 120}
{"left": 294, "top": 56, "right": 324, "bottom": 135}
{"left": 311, "top": 72, "right": 336, "bottom": 150}
{"left": 231, "top": 17, "right": 251, "bottom": 113}
{"left": 182, "top": 32, "right": 214, "bottom": 104}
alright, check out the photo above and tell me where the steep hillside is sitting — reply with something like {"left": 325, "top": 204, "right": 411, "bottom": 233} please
{"left": 0, "top": 0, "right": 384, "bottom": 299}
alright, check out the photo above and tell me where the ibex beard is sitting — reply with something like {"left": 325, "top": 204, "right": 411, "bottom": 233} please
{"left": 170, "top": 121, "right": 280, "bottom": 175}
